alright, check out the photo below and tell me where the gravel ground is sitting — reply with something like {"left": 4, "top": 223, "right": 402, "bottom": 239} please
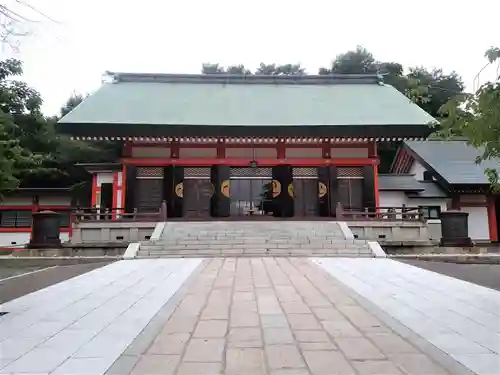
{"left": 400, "top": 259, "right": 500, "bottom": 291}
{"left": 0, "top": 261, "right": 113, "bottom": 305}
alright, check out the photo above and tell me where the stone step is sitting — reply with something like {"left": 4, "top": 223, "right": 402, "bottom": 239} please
{"left": 136, "top": 249, "right": 374, "bottom": 258}
{"left": 152, "top": 238, "right": 362, "bottom": 243}
{"left": 141, "top": 242, "right": 368, "bottom": 250}
{"left": 136, "top": 221, "right": 375, "bottom": 258}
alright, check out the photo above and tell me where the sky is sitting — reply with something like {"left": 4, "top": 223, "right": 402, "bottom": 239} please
{"left": 3, "top": 0, "right": 500, "bottom": 116}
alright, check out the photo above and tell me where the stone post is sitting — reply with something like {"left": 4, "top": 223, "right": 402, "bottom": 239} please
{"left": 160, "top": 200, "right": 167, "bottom": 221}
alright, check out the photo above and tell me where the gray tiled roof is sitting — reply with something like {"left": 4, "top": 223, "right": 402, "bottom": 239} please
{"left": 379, "top": 174, "right": 447, "bottom": 198}
{"left": 405, "top": 139, "right": 500, "bottom": 185}
{"left": 59, "top": 73, "right": 436, "bottom": 127}
{"left": 406, "top": 181, "right": 448, "bottom": 198}
{"left": 378, "top": 174, "right": 424, "bottom": 191}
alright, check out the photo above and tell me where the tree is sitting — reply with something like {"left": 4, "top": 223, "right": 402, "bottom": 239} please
{"left": 438, "top": 47, "right": 500, "bottom": 185}
{"left": 0, "top": 111, "right": 44, "bottom": 194}
{"left": 1, "top": 1, "right": 57, "bottom": 51}
{"left": 321, "top": 46, "right": 378, "bottom": 74}
{"left": 255, "top": 63, "right": 305, "bottom": 75}
{"left": 201, "top": 63, "right": 225, "bottom": 74}
{"left": 407, "top": 67, "right": 464, "bottom": 118}
{"left": 202, "top": 63, "right": 305, "bottom": 75}
{"left": 0, "top": 58, "right": 120, "bottom": 203}
{"left": 0, "top": 58, "right": 49, "bottom": 194}
{"left": 318, "top": 46, "right": 464, "bottom": 118}
{"left": 60, "top": 93, "right": 87, "bottom": 117}
{"left": 201, "top": 63, "right": 251, "bottom": 75}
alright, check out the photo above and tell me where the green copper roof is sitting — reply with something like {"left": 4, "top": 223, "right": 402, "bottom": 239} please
{"left": 58, "top": 73, "right": 435, "bottom": 137}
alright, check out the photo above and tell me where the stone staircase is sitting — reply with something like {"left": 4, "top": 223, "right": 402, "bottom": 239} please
{"left": 137, "top": 221, "right": 375, "bottom": 258}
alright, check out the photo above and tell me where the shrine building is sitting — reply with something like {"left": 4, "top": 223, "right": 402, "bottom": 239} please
{"left": 58, "top": 73, "right": 434, "bottom": 219}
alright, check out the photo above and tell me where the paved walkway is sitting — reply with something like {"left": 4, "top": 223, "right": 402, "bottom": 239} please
{"left": 0, "top": 257, "right": 498, "bottom": 374}
{"left": 315, "top": 258, "right": 500, "bottom": 375}
{"left": 0, "top": 259, "right": 201, "bottom": 374}
{"left": 108, "top": 258, "right": 467, "bottom": 375}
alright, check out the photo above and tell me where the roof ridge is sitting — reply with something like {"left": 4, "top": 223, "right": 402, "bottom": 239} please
{"left": 106, "top": 72, "right": 384, "bottom": 85}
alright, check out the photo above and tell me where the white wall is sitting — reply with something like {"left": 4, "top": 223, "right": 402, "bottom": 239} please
{"left": 0, "top": 232, "right": 70, "bottom": 248}
{"left": 462, "top": 206, "right": 490, "bottom": 241}
{"left": 0, "top": 195, "right": 71, "bottom": 207}
{"left": 379, "top": 191, "right": 491, "bottom": 241}
{"left": 379, "top": 191, "right": 448, "bottom": 211}
{"left": 409, "top": 160, "right": 428, "bottom": 180}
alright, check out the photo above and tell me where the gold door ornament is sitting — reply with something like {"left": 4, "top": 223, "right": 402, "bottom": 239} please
{"left": 288, "top": 183, "right": 294, "bottom": 198}
{"left": 175, "top": 182, "right": 184, "bottom": 198}
{"left": 318, "top": 182, "right": 327, "bottom": 198}
{"left": 272, "top": 180, "right": 281, "bottom": 198}
{"left": 221, "top": 180, "right": 230, "bottom": 197}
{"left": 203, "top": 182, "right": 215, "bottom": 197}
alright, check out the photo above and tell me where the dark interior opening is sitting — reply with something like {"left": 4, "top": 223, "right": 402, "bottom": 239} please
{"left": 100, "top": 183, "right": 113, "bottom": 209}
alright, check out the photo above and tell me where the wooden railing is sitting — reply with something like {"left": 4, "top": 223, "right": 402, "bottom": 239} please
{"left": 339, "top": 206, "right": 425, "bottom": 222}
{"left": 72, "top": 207, "right": 163, "bottom": 222}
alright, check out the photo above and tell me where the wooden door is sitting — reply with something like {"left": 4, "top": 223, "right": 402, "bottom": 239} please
{"left": 184, "top": 180, "right": 213, "bottom": 218}
{"left": 293, "top": 179, "right": 319, "bottom": 217}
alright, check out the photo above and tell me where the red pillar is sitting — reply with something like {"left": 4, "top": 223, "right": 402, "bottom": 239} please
{"left": 487, "top": 196, "right": 498, "bottom": 242}
{"left": 91, "top": 173, "right": 99, "bottom": 207}
{"left": 370, "top": 141, "right": 379, "bottom": 208}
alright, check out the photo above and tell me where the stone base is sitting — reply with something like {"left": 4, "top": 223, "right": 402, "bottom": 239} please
{"left": 439, "top": 237, "right": 473, "bottom": 247}
{"left": 26, "top": 240, "right": 62, "bottom": 249}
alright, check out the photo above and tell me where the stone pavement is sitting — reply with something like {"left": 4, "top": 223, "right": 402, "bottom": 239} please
{"left": 0, "top": 259, "right": 201, "bottom": 374}
{"left": 315, "top": 258, "right": 500, "bottom": 375}
{"left": 110, "top": 258, "right": 468, "bottom": 375}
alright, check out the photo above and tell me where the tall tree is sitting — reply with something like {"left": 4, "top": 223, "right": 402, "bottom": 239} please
{"left": 0, "top": 59, "right": 46, "bottom": 193}
{"left": 1, "top": 2, "right": 57, "bottom": 51}
{"left": 322, "top": 46, "right": 378, "bottom": 74}
{"left": 202, "top": 63, "right": 305, "bottom": 75}
{"left": 318, "top": 46, "right": 464, "bottom": 117}
{"left": 201, "top": 63, "right": 225, "bottom": 74}
{"left": 439, "top": 47, "right": 500, "bottom": 184}
{"left": 407, "top": 67, "right": 464, "bottom": 118}
{"left": 255, "top": 63, "right": 305, "bottom": 75}
{"left": 201, "top": 63, "right": 251, "bottom": 75}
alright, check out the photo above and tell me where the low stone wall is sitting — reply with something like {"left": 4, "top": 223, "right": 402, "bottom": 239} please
{"left": 70, "top": 221, "right": 157, "bottom": 244}
{"left": 348, "top": 221, "right": 434, "bottom": 244}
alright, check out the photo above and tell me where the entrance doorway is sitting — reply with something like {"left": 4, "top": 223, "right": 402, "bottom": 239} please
{"left": 230, "top": 178, "right": 274, "bottom": 216}
{"left": 184, "top": 179, "right": 213, "bottom": 218}
{"left": 293, "top": 179, "right": 319, "bottom": 217}
{"left": 292, "top": 167, "right": 319, "bottom": 217}
{"left": 229, "top": 167, "right": 273, "bottom": 217}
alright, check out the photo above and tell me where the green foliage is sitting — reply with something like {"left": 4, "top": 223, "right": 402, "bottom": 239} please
{"left": 0, "top": 59, "right": 50, "bottom": 195}
{"left": 0, "top": 111, "right": 44, "bottom": 194}
{"left": 438, "top": 47, "right": 500, "bottom": 187}
{"left": 0, "top": 59, "right": 121, "bottom": 201}
{"left": 202, "top": 62, "right": 305, "bottom": 76}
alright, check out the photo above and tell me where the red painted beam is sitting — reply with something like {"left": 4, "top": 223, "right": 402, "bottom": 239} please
{"left": 122, "top": 157, "right": 378, "bottom": 167}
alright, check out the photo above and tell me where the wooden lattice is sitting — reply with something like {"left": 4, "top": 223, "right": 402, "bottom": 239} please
{"left": 293, "top": 167, "right": 318, "bottom": 177}
{"left": 137, "top": 167, "right": 163, "bottom": 178}
{"left": 184, "top": 167, "right": 211, "bottom": 178}
{"left": 338, "top": 167, "right": 364, "bottom": 179}
{"left": 230, "top": 167, "right": 272, "bottom": 177}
